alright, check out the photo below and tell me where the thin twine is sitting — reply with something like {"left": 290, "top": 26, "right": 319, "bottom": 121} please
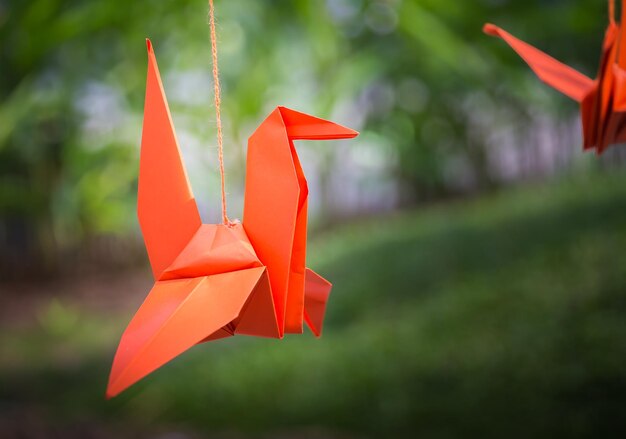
{"left": 208, "top": 0, "right": 230, "bottom": 225}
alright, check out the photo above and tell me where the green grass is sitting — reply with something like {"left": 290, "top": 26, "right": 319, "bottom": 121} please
{"left": 2, "top": 171, "right": 626, "bottom": 438}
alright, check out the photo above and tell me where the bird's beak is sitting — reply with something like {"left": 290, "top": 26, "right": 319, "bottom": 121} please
{"left": 278, "top": 106, "right": 359, "bottom": 140}
{"left": 482, "top": 23, "right": 499, "bottom": 37}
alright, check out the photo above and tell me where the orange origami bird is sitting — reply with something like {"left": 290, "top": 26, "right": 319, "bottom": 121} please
{"left": 484, "top": 0, "right": 626, "bottom": 154}
{"left": 106, "top": 40, "right": 358, "bottom": 398}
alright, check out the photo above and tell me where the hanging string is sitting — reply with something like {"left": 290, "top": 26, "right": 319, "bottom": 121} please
{"left": 208, "top": 0, "right": 230, "bottom": 225}
{"left": 610, "top": 0, "right": 616, "bottom": 24}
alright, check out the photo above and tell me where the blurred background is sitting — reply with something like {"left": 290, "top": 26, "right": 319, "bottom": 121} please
{"left": 1, "top": 0, "right": 626, "bottom": 437}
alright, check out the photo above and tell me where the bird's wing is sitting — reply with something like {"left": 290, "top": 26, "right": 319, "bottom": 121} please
{"left": 243, "top": 107, "right": 357, "bottom": 336}
{"left": 303, "top": 268, "right": 332, "bottom": 337}
{"left": 484, "top": 24, "right": 595, "bottom": 102}
{"left": 106, "top": 266, "right": 269, "bottom": 398}
{"left": 138, "top": 40, "right": 202, "bottom": 280}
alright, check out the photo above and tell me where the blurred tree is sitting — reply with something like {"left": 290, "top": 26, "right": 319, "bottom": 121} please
{"left": 0, "top": 0, "right": 614, "bottom": 278}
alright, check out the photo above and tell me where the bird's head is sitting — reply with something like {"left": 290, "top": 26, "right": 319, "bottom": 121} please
{"left": 278, "top": 106, "right": 359, "bottom": 141}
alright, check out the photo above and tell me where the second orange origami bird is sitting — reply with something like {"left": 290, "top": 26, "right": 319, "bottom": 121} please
{"left": 106, "top": 40, "right": 358, "bottom": 398}
{"left": 484, "top": 0, "right": 626, "bottom": 154}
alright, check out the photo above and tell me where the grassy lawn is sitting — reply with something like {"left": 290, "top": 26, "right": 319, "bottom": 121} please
{"left": 2, "top": 171, "right": 626, "bottom": 438}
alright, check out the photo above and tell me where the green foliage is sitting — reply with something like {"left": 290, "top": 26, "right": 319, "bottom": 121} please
{"left": 0, "top": 0, "right": 615, "bottom": 274}
{"left": 2, "top": 171, "right": 625, "bottom": 437}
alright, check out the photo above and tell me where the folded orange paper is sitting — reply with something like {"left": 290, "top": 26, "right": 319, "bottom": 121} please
{"left": 106, "top": 40, "right": 358, "bottom": 398}
{"left": 484, "top": 0, "right": 626, "bottom": 154}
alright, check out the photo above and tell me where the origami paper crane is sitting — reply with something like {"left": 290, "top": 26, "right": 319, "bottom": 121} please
{"left": 484, "top": 1, "right": 626, "bottom": 154}
{"left": 106, "top": 40, "right": 358, "bottom": 398}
